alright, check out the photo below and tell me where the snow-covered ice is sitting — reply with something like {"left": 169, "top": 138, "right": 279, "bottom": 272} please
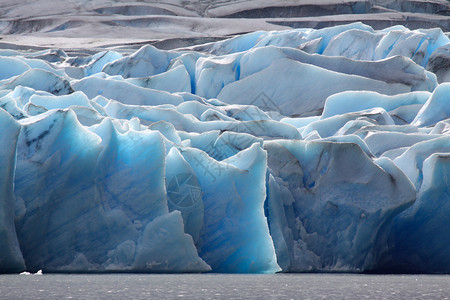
{"left": 0, "top": 19, "right": 449, "bottom": 274}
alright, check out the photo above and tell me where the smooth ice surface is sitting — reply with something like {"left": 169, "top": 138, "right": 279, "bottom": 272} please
{"left": 0, "top": 21, "right": 449, "bottom": 274}
{"left": 322, "top": 91, "right": 431, "bottom": 119}
{"left": 217, "top": 58, "right": 410, "bottom": 117}
{"left": 412, "top": 83, "right": 450, "bottom": 127}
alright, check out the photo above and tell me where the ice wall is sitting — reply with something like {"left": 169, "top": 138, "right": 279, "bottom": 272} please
{"left": 0, "top": 23, "right": 449, "bottom": 273}
{"left": 0, "top": 109, "right": 25, "bottom": 273}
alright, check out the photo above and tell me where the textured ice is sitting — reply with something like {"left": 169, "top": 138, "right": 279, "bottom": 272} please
{"left": 265, "top": 139, "right": 415, "bottom": 272}
{"left": 0, "top": 22, "right": 449, "bottom": 274}
{"left": 127, "top": 64, "right": 192, "bottom": 94}
{"left": 377, "top": 153, "right": 450, "bottom": 273}
{"left": 239, "top": 46, "right": 437, "bottom": 92}
{"left": 218, "top": 58, "right": 410, "bottom": 117}
{"left": 0, "top": 109, "right": 25, "bottom": 273}
{"left": 0, "top": 69, "right": 72, "bottom": 96}
{"left": 427, "top": 44, "right": 450, "bottom": 83}
{"left": 181, "top": 144, "right": 279, "bottom": 273}
{"left": 102, "top": 45, "right": 180, "bottom": 79}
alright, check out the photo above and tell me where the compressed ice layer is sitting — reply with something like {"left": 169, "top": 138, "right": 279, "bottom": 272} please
{"left": 181, "top": 144, "right": 280, "bottom": 273}
{"left": 265, "top": 140, "right": 416, "bottom": 272}
{"left": 12, "top": 109, "right": 209, "bottom": 272}
{"left": 165, "top": 147, "right": 204, "bottom": 243}
{"left": 0, "top": 109, "right": 25, "bottom": 273}
{"left": 0, "top": 22, "right": 449, "bottom": 274}
{"left": 377, "top": 153, "right": 450, "bottom": 273}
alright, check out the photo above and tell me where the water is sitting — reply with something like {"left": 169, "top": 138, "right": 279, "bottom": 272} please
{"left": 1, "top": 273, "right": 449, "bottom": 299}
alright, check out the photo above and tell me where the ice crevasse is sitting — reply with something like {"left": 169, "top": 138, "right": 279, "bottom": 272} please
{"left": 0, "top": 22, "right": 449, "bottom": 274}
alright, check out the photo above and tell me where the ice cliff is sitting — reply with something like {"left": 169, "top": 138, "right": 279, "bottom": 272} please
{"left": 0, "top": 23, "right": 449, "bottom": 274}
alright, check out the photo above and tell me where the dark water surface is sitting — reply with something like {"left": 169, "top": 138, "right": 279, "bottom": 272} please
{"left": 1, "top": 273, "right": 449, "bottom": 299}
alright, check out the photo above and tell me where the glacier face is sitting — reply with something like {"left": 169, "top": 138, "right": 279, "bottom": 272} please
{"left": 0, "top": 23, "right": 449, "bottom": 274}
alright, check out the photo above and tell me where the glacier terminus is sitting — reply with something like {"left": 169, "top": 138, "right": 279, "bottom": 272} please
{"left": 0, "top": 21, "right": 449, "bottom": 274}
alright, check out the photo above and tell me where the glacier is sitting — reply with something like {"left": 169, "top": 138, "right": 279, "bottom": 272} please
{"left": 0, "top": 22, "right": 449, "bottom": 274}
